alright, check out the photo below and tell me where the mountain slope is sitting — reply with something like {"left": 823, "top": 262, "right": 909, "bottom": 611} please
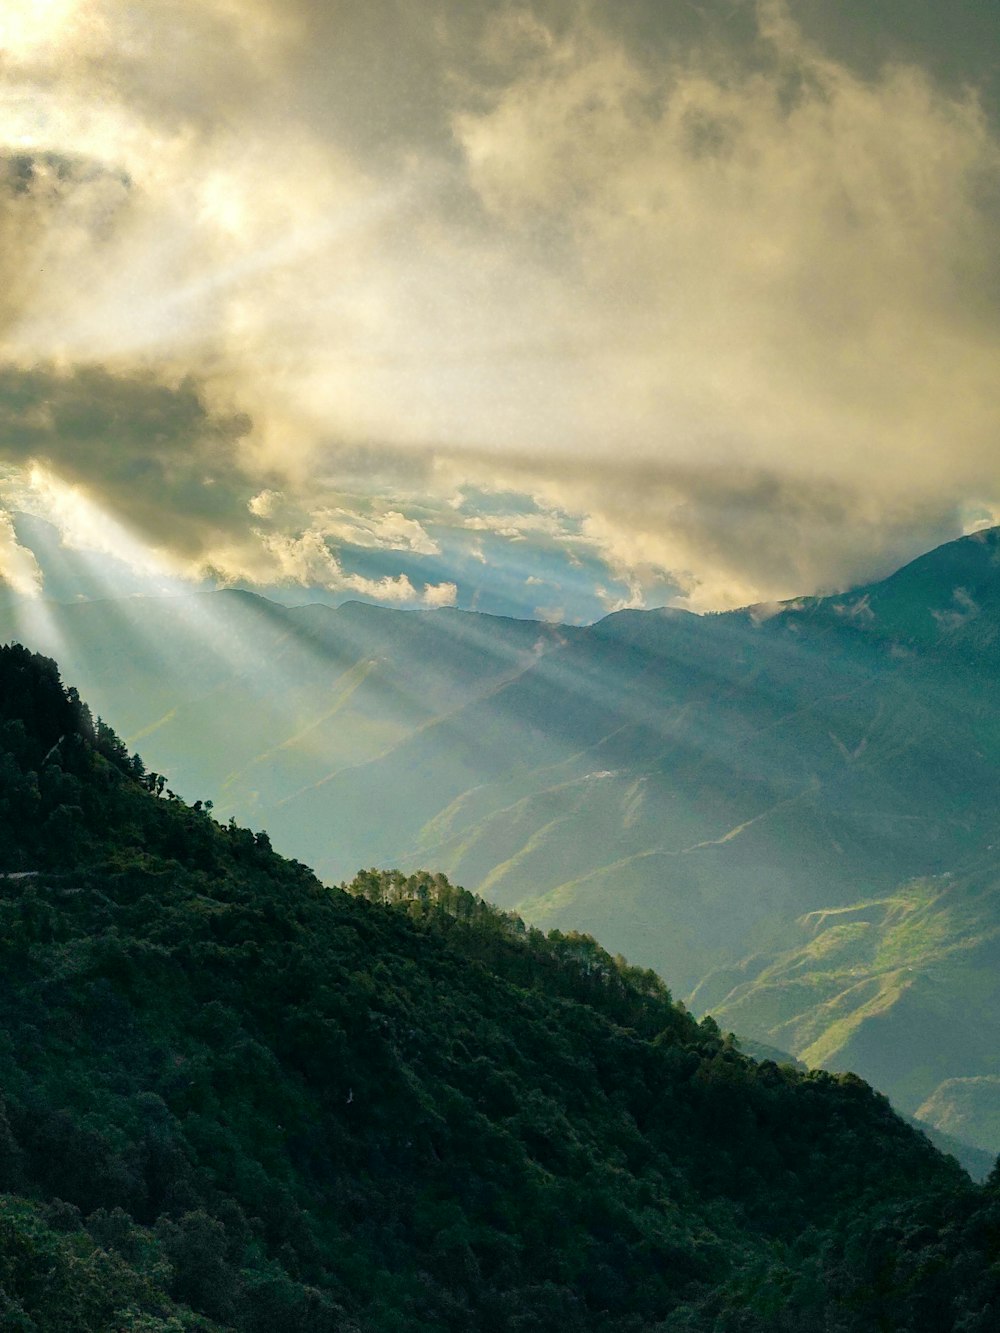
{"left": 288, "top": 527, "right": 1000, "bottom": 991}
{"left": 0, "top": 643, "right": 997, "bottom": 1331}
{"left": 6, "top": 527, "right": 1000, "bottom": 988}
{"left": 917, "top": 1078, "right": 1000, "bottom": 1156}
{"left": 0, "top": 587, "right": 572, "bottom": 842}
{"left": 692, "top": 858, "right": 1000, "bottom": 1148}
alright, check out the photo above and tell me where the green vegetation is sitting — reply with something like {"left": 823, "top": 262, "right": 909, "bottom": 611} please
{"left": 696, "top": 867, "right": 1000, "bottom": 1156}
{"left": 917, "top": 1078, "right": 1000, "bottom": 1157}
{"left": 0, "top": 642, "right": 998, "bottom": 1330}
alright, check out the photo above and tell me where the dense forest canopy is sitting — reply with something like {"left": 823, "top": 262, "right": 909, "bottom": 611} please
{"left": 0, "top": 643, "right": 997, "bottom": 1330}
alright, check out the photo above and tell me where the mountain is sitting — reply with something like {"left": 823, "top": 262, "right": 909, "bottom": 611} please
{"left": 0, "top": 580, "right": 573, "bottom": 830}
{"left": 4, "top": 526, "right": 1000, "bottom": 1155}
{"left": 0, "top": 641, "right": 997, "bottom": 1331}
{"left": 692, "top": 856, "right": 1000, "bottom": 1149}
{"left": 917, "top": 1079, "right": 1000, "bottom": 1157}
{"left": 294, "top": 525, "right": 1000, "bottom": 986}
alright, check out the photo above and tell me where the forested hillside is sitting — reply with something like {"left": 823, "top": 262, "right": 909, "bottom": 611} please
{"left": 0, "top": 643, "right": 998, "bottom": 1330}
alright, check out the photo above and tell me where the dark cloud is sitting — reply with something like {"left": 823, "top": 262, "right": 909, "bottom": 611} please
{"left": 271, "top": 1, "right": 1000, "bottom": 158}
{"left": 431, "top": 447, "right": 970, "bottom": 609}
{"left": 0, "top": 365, "right": 258, "bottom": 557}
{"left": 790, "top": 0, "right": 1000, "bottom": 116}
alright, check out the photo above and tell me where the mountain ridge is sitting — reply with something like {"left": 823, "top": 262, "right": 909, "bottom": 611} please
{"left": 3, "top": 524, "right": 1000, "bottom": 1155}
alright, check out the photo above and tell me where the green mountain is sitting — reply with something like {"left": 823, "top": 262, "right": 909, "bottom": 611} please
{"left": 9, "top": 526, "right": 1000, "bottom": 988}
{"left": 0, "top": 642, "right": 998, "bottom": 1330}
{"left": 691, "top": 859, "right": 1000, "bottom": 1151}
{"left": 917, "top": 1079, "right": 1000, "bottom": 1157}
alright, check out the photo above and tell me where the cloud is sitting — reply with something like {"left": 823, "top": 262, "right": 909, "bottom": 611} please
{"left": 0, "top": 365, "right": 258, "bottom": 567}
{"left": 452, "top": 6, "right": 1000, "bottom": 476}
{"left": 0, "top": 151, "right": 132, "bottom": 338}
{"left": 461, "top": 510, "right": 574, "bottom": 543}
{"left": 931, "top": 587, "right": 980, "bottom": 632}
{"left": 426, "top": 449, "right": 960, "bottom": 610}
{"left": 422, "top": 580, "right": 458, "bottom": 608}
{"left": 317, "top": 508, "right": 441, "bottom": 557}
{"left": 254, "top": 527, "right": 455, "bottom": 606}
{"left": 832, "top": 593, "right": 875, "bottom": 624}
{"left": 0, "top": 1, "right": 998, "bottom": 615}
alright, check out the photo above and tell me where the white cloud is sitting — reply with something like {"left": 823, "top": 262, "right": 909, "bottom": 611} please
{"left": 252, "top": 526, "right": 453, "bottom": 607}
{"left": 248, "top": 489, "right": 281, "bottom": 518}
{"left": 422, "top": 580, "right": 457, "bottom": 607}
{"left": 317, "top": 507, "right": 441, "bottom": 556}
{"left": 932, "top": 587, "right": 980, "bottom": 631}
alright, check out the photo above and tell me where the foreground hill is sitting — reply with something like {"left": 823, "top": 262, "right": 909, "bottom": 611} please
{"left": 0, "top": 643, "right": 997, "bottom": 1330}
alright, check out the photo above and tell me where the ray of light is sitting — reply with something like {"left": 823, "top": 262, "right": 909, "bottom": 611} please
{"left": 9, "top": 591, "right": 66, "bottom": 666}
{"left": 9, "top": 169, "right": 410, "bottom": 364}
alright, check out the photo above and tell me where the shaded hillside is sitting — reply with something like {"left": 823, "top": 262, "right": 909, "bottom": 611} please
{"left": 918, "top": 1079, "right": 1000, "bottom": 1157}
{"left": 0, "top": 643, "right": 997, "bottom": 1330}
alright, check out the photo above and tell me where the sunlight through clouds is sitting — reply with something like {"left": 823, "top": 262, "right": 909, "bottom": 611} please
{"left": 0, "top": 508, "right": 42, "bottom": 598}
{"left": 27, "top": 465, "right": 178, "bottom": 581}
{"left": 0, "top": 1, "right": 998, "bottom": 616}
{"left": 0, "top": 0, "right": 85, "bottom": 62}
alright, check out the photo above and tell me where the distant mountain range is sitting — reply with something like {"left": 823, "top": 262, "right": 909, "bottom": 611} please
{"left": 3, "top": 522, "right": 1000, "bottom": 1153}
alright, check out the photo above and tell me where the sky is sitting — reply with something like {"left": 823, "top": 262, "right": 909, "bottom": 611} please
{"left": 0, "top": 0, "right": 999, "bottom": 622}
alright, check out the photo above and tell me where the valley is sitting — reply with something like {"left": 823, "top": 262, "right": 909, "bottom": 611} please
{"left": 3, "top": 523, "right": 1000, "bottom": 1157}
